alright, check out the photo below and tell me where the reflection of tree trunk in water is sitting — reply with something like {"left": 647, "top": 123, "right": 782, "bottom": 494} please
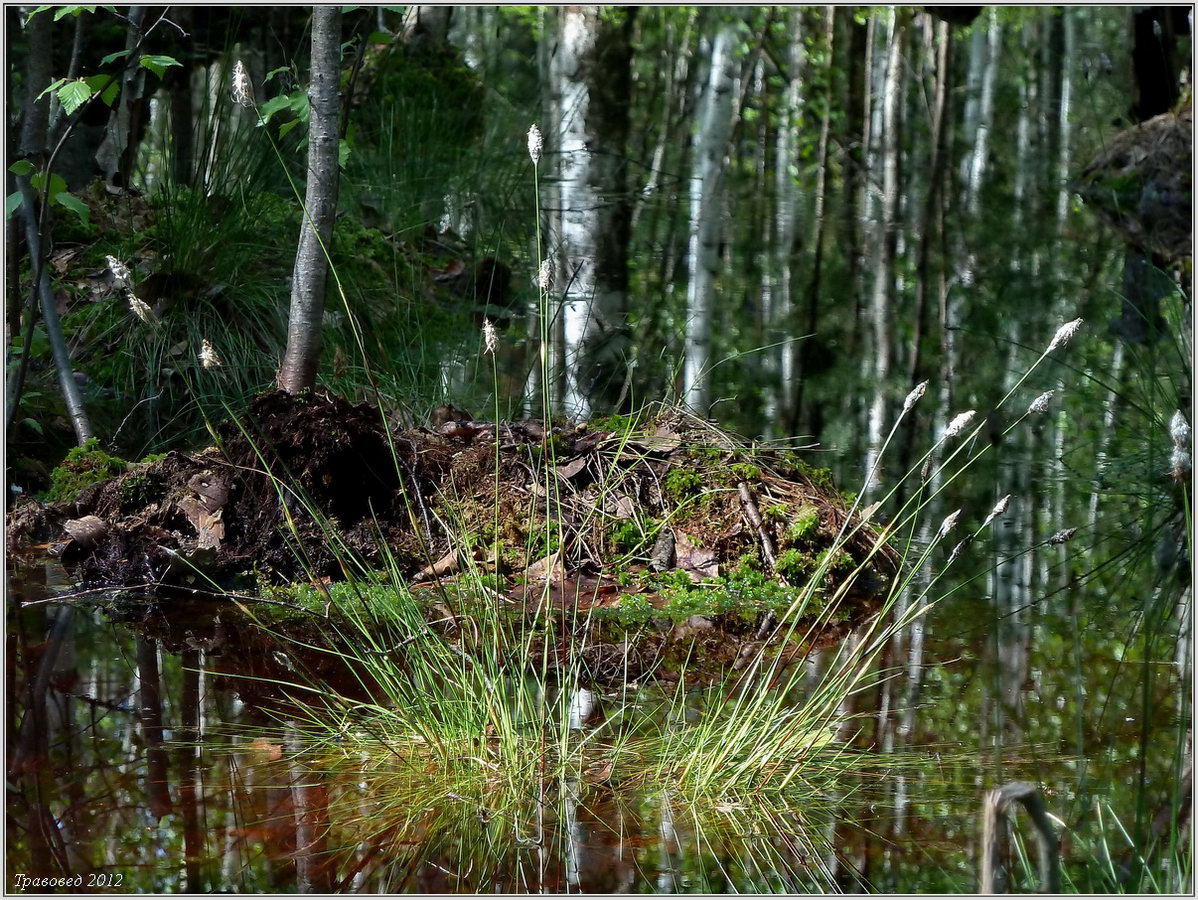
{"left": 177, "top": 649, "right": 204, "bottom": 891}
{"left": 136, "top": 636, "right": 173, "bottom": 821}
{"left": 11, "top": 606, "right": 75, "bottom": 876}
{"left": 288, "top": 727, "right": 333, "bottom": 893}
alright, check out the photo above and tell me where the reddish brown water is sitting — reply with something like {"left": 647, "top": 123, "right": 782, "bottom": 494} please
{"left": 6, "top": 555, "right": 1187, "bottom": 893}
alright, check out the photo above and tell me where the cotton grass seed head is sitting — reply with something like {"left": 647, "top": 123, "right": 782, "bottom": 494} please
{"left": 901, "top": 380, "right": 928, "bottom": 415}
{"left": 1169, "top": 410, "right": 1191, "bottom": 449}
{"left": 527, "top": 124, "right": 543, "bottom": 164}
{"left": 944, "top": 410, "right": 976, "bottom": 439}
{"left": 936, "top": 509, "right": 962, "bottom": 540}
{"left": 106, "top": 255, "right": 131, "bottom": 289}
{"left": 482, "top": 318, "right": 498, "bottom": 355}
{"left": 1027, "top": 390, "right": 1055, "bottom": 415}
{"left": 1047, "top": 527, "right": 1078, "bottom": 546}
{"left": 232, "top": 60, "right": 253, "bottom": 107}
{"left": 537, "top": 258, "right": 553, "bottom": 291}
{"left": 199, "top": 339, "right": 222, "bottom": 370}
{"left": 949, "top": 534, "right": 974, "bottom": 561}
{"left": 981, "top": 494, "right": 1011, "bottom": 530}
{"left": 1170, "top": 448, "right": 1191, "bottom": 482}
{"left": 127, "top": 294, "right": 156, "bottom": 324}
{"left": 1046, "top": 317, "right": 1084, "bottom": 353}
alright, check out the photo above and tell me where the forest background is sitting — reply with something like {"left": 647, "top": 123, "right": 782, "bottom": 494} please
{"left": 3, "top": 4, "right": 1192, "bottom": 892}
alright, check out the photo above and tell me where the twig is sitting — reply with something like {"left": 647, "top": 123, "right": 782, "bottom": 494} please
{"left": 737, "top": 480, "right": 778, "bottom": 569}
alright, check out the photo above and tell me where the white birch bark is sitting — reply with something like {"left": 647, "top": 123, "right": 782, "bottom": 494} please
{"left": 765, "top": 8, "right": 804, "bottom": 432}
{"left": 862, "top": 10, "right": 903, "bottom": 496}
{"left": 278, "top": 6, "right": 341, "bottom": 393}
{"left": 682, "top": 22, "right": 741, "bottom": 412}
{"left": 550, "top": 7, "right": 634, "bottom": 419}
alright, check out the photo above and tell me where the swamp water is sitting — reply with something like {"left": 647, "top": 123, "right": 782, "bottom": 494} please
{"left": 6, "top": 555, "right": 1186, "bottom": 894}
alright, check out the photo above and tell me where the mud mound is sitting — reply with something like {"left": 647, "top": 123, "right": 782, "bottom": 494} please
{"left": 10, "top": 392, "right": 897, "bottom": 646}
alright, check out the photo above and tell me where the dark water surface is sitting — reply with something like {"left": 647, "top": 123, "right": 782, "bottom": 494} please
{"left": 6, "top": 555, "right": 1186, "bottom": 893}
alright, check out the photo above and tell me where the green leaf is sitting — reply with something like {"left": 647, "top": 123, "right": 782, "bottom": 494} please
{"left": 57, "top": 80, "right": 94, "bottom": 116}
{"left": 53, "top": 191, "right": 90, "bottom": 225}
{"left": 54, "top": 6, "right": 97, "bottom": 20}
{"left": 31, "top": 172, "right": 68, "bottom": 198}
{"left": 26, "top": 6, "right": 54, "bottom": 20}
{"left": 338, "top": 139, "right": 351, "bottom": 169}
{"left": 278, "top": 120, "right": 301, "bottom": 140}
{"left": 138, "top": 54, "right": 182, "bottom": 79}
{"left": 100, "top": 48, "right": 132, "bottom": 66}
{"left": 6, "top": 192, "right": 22, "bottom": 219}
{"left": 22, "top": 418, "right": 44, "bottom": 436}
{"left": 9, "top": 160, "right": 33, "bottom": 177}
{"left": 100, "top": 80, "right": 120, "bottom": 107}
{"left": 37, "top": 78, "right": 67, "bottom": 101}
{"left": 258, "top": 94, "right": 293, "bottom": 124}
{"left": 264, "top": 65, "right": 292, "bottom": 82}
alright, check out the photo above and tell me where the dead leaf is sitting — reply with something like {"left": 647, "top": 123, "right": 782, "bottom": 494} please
{"left": 556, "top": 457, "right": 587, "bottom": 479}
{"left": 523, "top": 551, "right": 564, "bottom": 585}
{"left": 248, "top": 737, "right": 283, "bottom": 762}
{"left": 63, "top": 515, "right": 108, "bottom": 549}
{"left": 415, "top": 550, "right": 459, "bottom": 580}
{"left": 674, "top": 531, "right": 719, "bottom": 581}
{"left": 605, "top": 494, "right": 637, "bottom": 519}
{"left": 176, "top": 497, "right": 225, "bottom": 550}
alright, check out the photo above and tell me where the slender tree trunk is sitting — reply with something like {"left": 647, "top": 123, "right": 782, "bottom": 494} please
{"left": 682, "top": 21, "right": 741, "bottom": 412}
{"left": 278, "top": 6, "right": 342, "bottom": 394}
{"left": 863, "top": 10, "right": 904, "bottom": 497}
{"left": 552, "top": 6, "right": 636, "bottom": 419}
{"left": 790, "top": 7, "right": 836, "bottom": 438}
{"left": 765, "top": 8, "right": 803, "bottom": 433}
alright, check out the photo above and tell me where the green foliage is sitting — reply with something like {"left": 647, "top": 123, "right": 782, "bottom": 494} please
{"left": 785, "top": 505, "right": 821, "bottom": 543}
{"left": 46, "top": 438, "right": 127, "bottom": 501}
{"left": 663, "top": 467, "right": 704, "bottom": 500}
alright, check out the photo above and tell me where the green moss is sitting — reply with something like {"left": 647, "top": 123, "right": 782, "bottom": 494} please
{"left": 608, "top": 517, "right": 660, "bottom": 555}
{"left": 786, "top": 506, "right": 821, "bottom": 544}
{"left": 776, "top": 548, "right": 813, "bottom": 582}
{"left": 591, "top": 414, "right": 636, "bottom": 434}
{"left": 663, "top": 468, "right": 704, "bottom": 500}
{"left": 727, "top": 462, "right": 761, "bottom": 482}
{"left": 117, "top": 471, "right": 165, "bottom": 510}
{"left": 46, "top": 439, "right": 128, "bottom": 501}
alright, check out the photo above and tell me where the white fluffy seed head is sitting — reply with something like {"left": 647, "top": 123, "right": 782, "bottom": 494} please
{"left": 1170, "top": 448, "right": 1191, "bottom": 482}
{"left": 199, "top": 338, "right": 222, "bottom": 370}
{"left": 949, "top": 535, "right": 973, "bottom": 561}
{"left": 482, "top": 318, "right": 498, "bottom": 355}
{"left": 936, "top": 509, "right": 962, "bottom": 540}
{"left": 1047, "top": 317, "right": 1084, "bottom": 353}
{"left": 1027, "top": 390, "right": 1055, "bottom": 415}
{"left": 901, "top": 380, "right": 928, "bottom": 415}
{"left": 944, "top": 410, "right": 976, "bottom": 439}
{"left": 527, "top": 124, "right": 543, "bottom": 164}
{"left": 981, "top": 494, "right": 1011, "bottom": 530}
{"left": 1048, "top": 527, "right": 1078, "bottom": 546}
{"left": 537, "top": 258, "right": 553, "bottom": 291}
{"left": 106, "top": 255, "right": 131, "bottom": 289}
{"left": 1169, "top": 410, "right": 1191, "bottom": 449}
{"left": 232, "top": 60, "right": 253, "bottom": 107}
{"left": 128, "top": 294, "right": 155, "bottom": 324}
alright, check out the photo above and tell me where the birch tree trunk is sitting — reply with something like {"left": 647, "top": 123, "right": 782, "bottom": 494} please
{"left": 278, "top": 6, "right": 342, "bottom": 394}
{"left": 682, "top": 21, "right": 741, "bottom": 412}
{"left": 862, "top": 10, "right": 904, "bottom": 497}
{"left": 765, "top": 8, "right": 804, "bottom": 433}
{"left": 551, "top": 6, "right": 636, "bottom": 419}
